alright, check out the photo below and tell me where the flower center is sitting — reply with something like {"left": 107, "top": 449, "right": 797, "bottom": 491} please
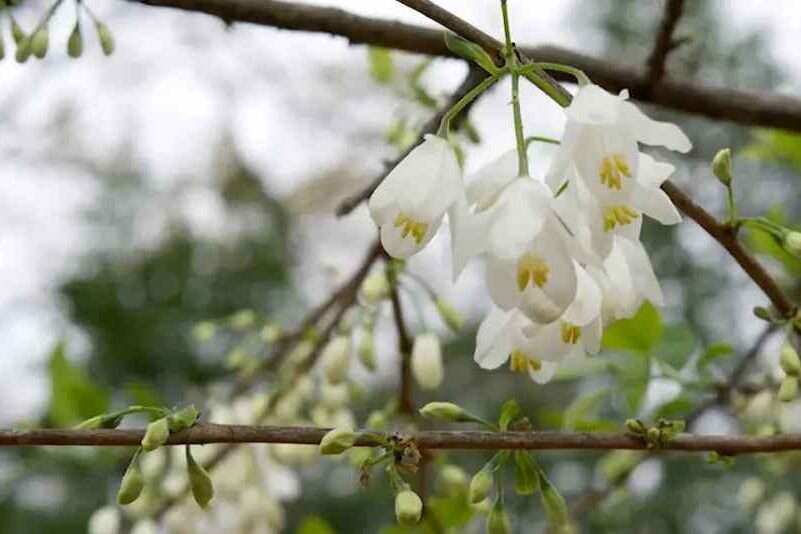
{"left": 394, "top": 212, "right": 428, "bottom": 244}
{"left": 510, "top": 349, "right": 542, "bottom": 374}
{"left": 516, "top": 252, "right": 550, "bottom": 291}
{"left": 598, "top": 154, "right": 631, "bottom": 190}
{"left": 602, "top": 205, "right": 639, "bottom": 232}
{"left": 560, "top": 322, "right": 582, "bottom": 344}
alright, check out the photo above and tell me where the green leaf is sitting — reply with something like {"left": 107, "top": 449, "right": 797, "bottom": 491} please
{"left": 498, "top": 399, "right": 521, "bottom": 431}
{"left": 368, "top": 47, "right": 394, "bottom": 84}
{"left": 614, "top": 352, "right": 650, "bottom": 413}
{"left": 562, "top": 388, "right": 610, "bottom": 430}
{"left": 443, "top": 32, "right": 499, "bottom": 74}
{"left": 513, "top": 451, "right": 540, "bottom": 495}
{"left": 602, "top": 302, "right": 662, "bottom": 354}
{"left": 654, "top": 397, "right": 695, "bottom": 419}
{"left": 697, "top": 342, "right": 734, "bottom": 371}
{"left": 741, "top": 129, "right": 801, "bottom": 171}
{"left": 48, "top": 342, "right": 110, "bottom": 427}
{"left": 124, "top": 381, "right": 166, "bottom": 410}
{"left": 298, "top": 516, "right": 337, "bottom": 534}
{"left": 655, "top": 325, "right": 696, "bottom": 369}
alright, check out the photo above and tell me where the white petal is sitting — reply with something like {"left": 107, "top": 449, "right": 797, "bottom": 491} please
{"left": 518, "top": 226, "right": 577, "bottom": 323}
{"left": 465, "top": 148, "right": 519, "bottom": 207}
{"left": 621, "top": 101, "right": 692, "bottom": 153}
{"left": 528, "top": 360, "right": 557, "bottom": 384}
{"left": 544, "top": 122, "right": 580, "bottom": 191}
{"left": 413, "top": 136, "right": 463, "bottom": 220}
{"left": 619, "top": 237, "right": 664, "bottom": 307}
{"left": 380, "top": 215, "right": 442, "bottom": 259}
{"left": 562, "top": 263, "right": 602, "bottom": 326}
{"left": 448, "top": 192, "right": 490, "bottom": 281}
{"left": 474, "top": 307, "right": 514, "bottom": 369}
{"left": 637, "top": 152, "right": 675, "bottom": 188}
{"left": 631, "top": 182, "right": 682, "bottom": 225}
{"left": 567, "top": 84, "right": 622, "bottom": 125}
{"left": 520, "top": 321, "right": 571, "bottom": 361}
{"left": 582, "top": 317, "right": 603, "bottom": 354}
{"left": 487, "top": 179, "right": 550, "bottom": 260}
{"left": 486, "top": 256, "right": 521, "bottom": 311}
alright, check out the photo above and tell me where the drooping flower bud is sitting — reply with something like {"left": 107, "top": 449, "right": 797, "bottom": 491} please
{"left": 319, "top": 382, "right": 350, "bottom": 409}
{"left": 394, "top": 489, "right": 423, "bottom": 526}
{"left": 711, "top": 148, "right": 733, "bottom": 187}
{"left": 88, "top": 506, "right": 121, "bottom": 534}
{"left": 419, "top": 401, "right": 466, "bottom": 422}
{"left": 435, "top": 298, "right": 463, "bottom": 333}
{"left": 469, "top": 468, "right": 492, "bottom": 503}
{"left": 321, "top": 335, "right": 352, "bottom": 384}
{"left": 780, "top": 341, "right": 801, "bottom": 377}
{"left": 438, "top": 464, "right": 468, "bottom": 497}
{"left": 96, "top": 22, "right": 115, "bottom": 56}
{"left": 782, "top": 231, "right": 801, "bottom": 258}
{"left": 67, "top": 23, "right": 83, "bottom": 58}
{"left": 15, "top": 37, "right": 31, "bottom": 63}
{"left": 358, "top": 330, "right": 377, "bottom": 371}
{"left": 186, "top": 446, "right": 214, "bottom": 508}
{"left": 117, "top": 459, "right": 145, "bottom": 505}
{"left": 361, "top": 271, "right": 390, "bottom": 303}
{"left": 411, "top": 333, "right": 443, "bottom": 391}
{"left": 319, "top": 426, "right": 358, "bottom": 455}
{"left": 168, "top": 405, "right": 199, "bottom": 432}
{"left": 130, "top": 520, "right": 158, "bottom": 534}
{"left": 11, "top": 18, "right": 26, "bottom": 45}
{"left": 0, "top": 35, "right": 5, "bottom": 61}
{"left": 778, "top": 376, "right": 798, "bottom": 402}
{"left": 625, "top": 418, "right": 646, "bottom": 435}
{"left": 30, "top": 28, "right": 48, "bottom": 59}
{"left": 366, "top": 410, "right": 388, "bottom": 430}
{"left": 487, "top": 501, "right": 511, "bottom": 534}
{"left": 737, "top": 477, "right": 766, "bottom": 510}
{"left": 78, "top": 412, "right": 125, "bottom": 430}
{"left": 141, "top": 417, "right": 170, "bottom": 452}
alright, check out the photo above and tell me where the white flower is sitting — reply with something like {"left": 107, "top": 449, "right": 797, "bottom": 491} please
{"left": 369, "top": 134, "right": 462, "bottom": 258}
{"left": 411, "top": 332, "right": 444, "bottom": 390}
{"left": 131, "top": 520, "right": 158, "bottom": 534}
{"left": 88, "top": 506, "right": 121, "bottom": 534}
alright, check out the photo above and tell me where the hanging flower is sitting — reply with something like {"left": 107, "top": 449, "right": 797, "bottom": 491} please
{"left": 369, "top": 135, "right": 462, "bottom": 258}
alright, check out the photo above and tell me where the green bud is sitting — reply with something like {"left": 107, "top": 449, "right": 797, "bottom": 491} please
{"left": 778, "top": 376, "right": 798, "bottom": 402}
{"left": 625, "top": 418, "right": 646, "bottom": 435}
{"left": 192, "top": 321, "right": 216, "bottom": 342}
{"left": 438, "top": 464, "right": 468, "bottom": 497}
{"left": 186, "top": 446, "right": 214, "bottom": 509}
{"left": 711, "top": 148, "right": 733, "bottom": 186}
{"left": 781, "top": 341, "right": 801, "bottom": 377}
{"left": 319, "top": 426, "right": 358, "bottom": 455}
{"left": 357, "top": 330, "right": 377, "bottom": 371}
{"left": 15, "top": 37, "right": 31, "bottom": 63}
{"left": 539, "top": 469, "right": 571, "bottom": 530}
{"left": 30, "top": 28, "right": 48, "bottom": 59}
{"left": 96, "top": 22, "right": 114, "bottom": 56}
{"left": 444, "top": 32, "right": 499, "bottom": 75}
{"left": 0, "top": 34, "right": 5, "bottom": 61}
{"left": 117, "top": 459, "right": 144, "bottom": 505}
{"left": 360, "top": 271, "right": 390, "bottom": 303}
{"left": 782, "top": 231, "right": 801, "bottom": 258}
{"left": 78, "top": 412, "right": 125, "bottom": 429}
{"left": 168, "top": 405, "right": 199, "bottom": 432}
{"left": 753, "top": 306, "right": 774, "bottom": 322}
{"left": 646, "top": 427, "right": 661, "bottom": 446}
{"left": 469, "top": 468, "right": 492, "bottom": 504}
{"left": 435, "top": 298, "right": 463, "bottom": 333}
{"left": 141, "top": 417, "right": 170, "bottom": 452}
{"left": 394, "top": 489, "right": 423, "bottom": 526}
{"left": 11, "top": 19, "right": 26, "bottom": 45}
{"left": 419, "top": 401, "right": 465, "bottom": 422}
{"left": 321, "top": 335, "right": 352, "bottom": 384}
{"left": 229, "top": 309, "right": 256, "bottom": 330}
{"left": 366, "top": 410, "right": 388, "bottom": 430}
{"left": 67, "top": 23, "right": 83, "bottom": 58}
{"left": 486, "top": 501, "right": 511, "bottom": 534}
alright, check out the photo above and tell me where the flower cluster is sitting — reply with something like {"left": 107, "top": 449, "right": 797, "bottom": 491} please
{"left": 369, "top": 84, "right": 691, "bottom": 384}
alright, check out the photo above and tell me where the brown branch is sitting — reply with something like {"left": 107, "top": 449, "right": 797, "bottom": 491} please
{"left": 337, "top": 65, "right": 489, "bottom": 216}
{"left": 390, "top": 277, "right": 415, "bottom": 416}
{"left": 645, "top": 0, "right": 686, "bottom": 87}
{"left": 4, "top": 424, "right": 801, "bottom": 455}
{"left": 130, "top": 0, "right": 801, "bottom": 131}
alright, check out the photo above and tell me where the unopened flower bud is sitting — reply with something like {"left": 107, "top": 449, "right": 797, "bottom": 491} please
{"left": 487, "top": 501, "right": 511, "bottom": 534}
{"left": 419, "top": 401, "right": 465, "bottom": 422}
{"left": 361, "top": 271, "right": 390, "bottom": 303}
{"left": 117, "top": 460, "right": 144, "bottom": 505}
{"left": 469, "top": 468, "right": 492, "bottom": 503}
{"left": 320, "top": 383, "right": 350, "bottom": 409}
{"left": 366, "top": 410, "right": 388, "bottom": 430}
{"left": 711, "top": 148, "right": 733, "bottom": 186}
{"left": 625, "top": 418, "right": 646, "bottom": 435}
{"left": 130, "top": 520, "right": 157, "bottom": 534}
{"left": 783, "top": 231, "right": 801, "bottom": 258}
{"left": 321, "top": 335, "right": 351, "bottom": 384}
{"left": 15, "top": 37, "right": 31, "bottom": 63}
{"left": 0, "top": 36, "right": 4, "bottom": 61}
{"left": 646, "top": 426, "right": 661, "bottom": 445}
{"left": 230, "top": 309, "right": 256, "bottom": 330}
{"left": 141, "top": 417, "right": 170, "bottom": 452}
{"left": 67, "top": 23, "right": 83, "bottom": 58}
{"left": 186, "top": 446, "right": 214, "bottom": 508}
{"left": 88, "top": 506, "right": 121, "bottom": 534}
{"left": 753, "top": 306, "right": 774, "bottom": 322}
{"left": 435, "top": 298, "right": 463, "bottom": 333}
{"left": 394, "top": 489, "right": 423, "bottom": 526}
{"left": 319, "top": 426, "right": 358, "bottom": 455}
{"left": 737, "top": 477, "right": 766, "bottom": 510}
{"left": 781, "top": 341, "right": 801, "bottom": 377}
{"left": 411, "top": 333, "right": 443, "bottom": 391}
{"left": 778, "top": 376, "right": 798, "bottom": 402}
{"left": 11, "top": 19, "right": 26, "bottom": 45}
{"left": 78, "top": 412, "right": 125, "bottom": 430}
{"left": 192, "top": 321, "right": 216, "bottom": 342}
{"left": 96, "top": 22, "right": 114, "bottom": 56}
{"left": 438, "top": 464, "right": 468, "bottom": 496}
{"left": 30, "top": 28, "right": 48, "bottom": 59}
{"left": 358, "top": 330, "right": 377, "bottom": 371}
{"left": 168, "top": 405, "right": 199, "bottom": 432}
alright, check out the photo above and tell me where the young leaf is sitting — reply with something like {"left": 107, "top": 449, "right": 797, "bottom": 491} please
{"left": 297, "top": 516, "right": 336, "bottom": 534}
{"left": 513, "top": 451, "right": 540, "bottom": 495}
{"left": 498, "top": 399, "right": 521, "bottom": 431}
{"left": 443, "top": 32, "right": 499, "bottom": 74}
{"left": 602, "top": 302, "right": 662, "bottom": 354}
{"left": 48, "top": 342, "right": 110, "bottom": 426}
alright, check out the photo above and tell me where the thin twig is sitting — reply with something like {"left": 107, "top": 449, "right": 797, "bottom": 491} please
{"left": 645, "top": 0, "right": 686, "bottom": 87}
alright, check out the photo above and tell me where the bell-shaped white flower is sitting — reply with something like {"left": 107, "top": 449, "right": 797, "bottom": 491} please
{"left": 369, "top": 134, "right": 462, "bottom": 258}
{"left": 546, "top": 84, "right": 691, "bottom": 201}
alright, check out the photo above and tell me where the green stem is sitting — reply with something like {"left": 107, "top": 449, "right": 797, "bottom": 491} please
{"left": 500, "top": 0, "right": 529, "bottom": 177}
{"left": 726, "top": 185, "right": 737, "bottom": 225}
{"left": 436, "top": 73, "right": 504, "bottom": 137}
{"left": 525, "top": 135, "right": 560, "bottom": 147}
{"left": 522, "top": 67, "right": 571, "bottom": 108}
{"left": 522, "top": 62, "right": 591, "bottom": 85}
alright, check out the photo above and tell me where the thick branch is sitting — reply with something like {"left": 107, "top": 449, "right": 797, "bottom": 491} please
{"left": 3, "top": 424, "right": 801, "bottom": 455}
{"left": 130, "top": 0, "right": 801, "bottom": 130}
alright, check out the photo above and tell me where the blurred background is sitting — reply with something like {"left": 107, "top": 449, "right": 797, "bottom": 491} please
{"left": 1, "top": 0, "right": 801, "bottom": 532}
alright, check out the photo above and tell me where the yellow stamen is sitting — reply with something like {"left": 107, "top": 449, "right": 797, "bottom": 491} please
{"left": 516, "top": 252, "right": 549, "bottom": 291}
{"left": 510, "top": 349, "right": 542, "bottom": 374}
{"left": 598, "top": 153, "right": 631, "bottom": 190}
{"left": 394, "top": 212, "right": 429, "bottom": 244}
{"left": 560, "top": 323, "right": 582, "bottom": 345}
{"left": 602, "top": 205, "right": 639, "bottom": 232}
